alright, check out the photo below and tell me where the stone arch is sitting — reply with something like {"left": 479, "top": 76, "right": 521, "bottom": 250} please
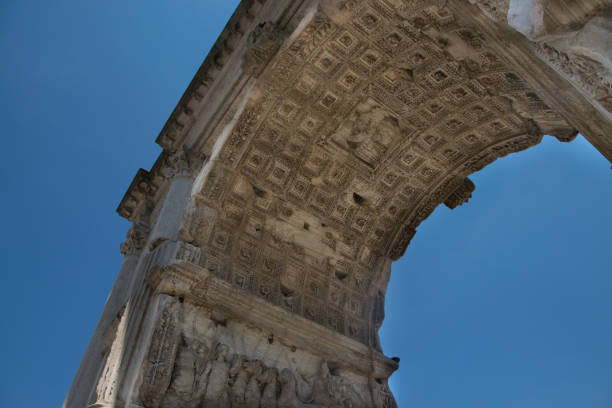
{"left": 142, "top": 2, "right": 588, "bottom": 364}
{"left": 69, "top": 1, "right": 612, "bottom": 407}
{"left": 379, "top": 133, "right": 611, "bottom": 406}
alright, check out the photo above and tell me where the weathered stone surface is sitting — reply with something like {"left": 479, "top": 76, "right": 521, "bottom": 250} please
{"left": 65, "top": 0, "right": 612, "bottom": 407}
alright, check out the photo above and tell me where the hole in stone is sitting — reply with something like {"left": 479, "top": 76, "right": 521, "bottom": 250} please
{"left": 280, "top": 284, "right": 295, "bottom": 297}
{"left": 335, "top": 270, "right": 348, "bottom": 281}
{"left": 346, "top": 140, "right": 359, "bottom": 149}
{"left": 268, "top": 334, "right": 274, "bottom": 344}
{"left": 303, "top": 222, "right": 310, "bottom": 230}
{"left": 252, "top": 185, "right": 266, "bottom": 197}
{"left": 291, "top": 345, "right": 297, "bottom": 352}
{"left": 353, "top": 192, "right": 364, "bottom": 205}
{"left": 321, "top": 223, "right": 327, "bottom": 228}
{"left": 178, "top": 297, "right": 184, "bottom": 303}
{"left": 376, "top": 378, "right": 383, "bottom": 384}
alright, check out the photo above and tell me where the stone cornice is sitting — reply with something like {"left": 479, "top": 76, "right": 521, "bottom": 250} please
{"left": 116, "top": 0, "right": 308, "bottom": 221}
{"left": 116, "top": 154, "right": 165, "bottom": 221}
{"left": 155, "top": 0, "right": 269, "bottom": 150}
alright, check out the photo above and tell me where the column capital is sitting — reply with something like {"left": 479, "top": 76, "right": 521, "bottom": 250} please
{"left": 119, "top": 224, "right": 148, "bottom": 257}
{"left": 161, "top": 147, "right": 206, "bottom": 180}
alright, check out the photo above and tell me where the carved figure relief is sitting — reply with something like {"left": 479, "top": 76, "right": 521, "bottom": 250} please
{"left": 202, "top": 343, "right": 231, "bottom": 407}
{"left": 260, "top": 367, "right": 279, "bottom": 408}
{"left": 136, "top": 301, "right": 384, "bottom": 408}
{"left": 162, "top": 338, "right": 209, "bottom": 408}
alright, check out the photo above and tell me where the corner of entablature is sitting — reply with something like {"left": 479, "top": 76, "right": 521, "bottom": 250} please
{"left": 116, "top": 168, "right": 158, "bottom": 222}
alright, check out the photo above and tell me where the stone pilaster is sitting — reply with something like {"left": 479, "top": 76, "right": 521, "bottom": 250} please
{"left": 64, "top": 222, "right": 149, "bottom": 408}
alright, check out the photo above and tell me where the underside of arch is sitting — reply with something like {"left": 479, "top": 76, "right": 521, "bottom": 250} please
{"left": 118, "top": 0, "right": 589, "bottom": 349}
{"left": 73, "top": 1, "right": 612, "bottom": 407}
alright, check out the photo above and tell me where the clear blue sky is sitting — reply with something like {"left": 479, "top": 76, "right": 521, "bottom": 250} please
{"left": 1, "top": 1, "right": 611, "bottom": 407}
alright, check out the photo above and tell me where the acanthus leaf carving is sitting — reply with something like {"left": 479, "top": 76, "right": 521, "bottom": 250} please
{"left": 120, "top": 223, "right": 149, "bottom": 257}
{"left": 162, "top": 146, "right": 206, "bottom": 180}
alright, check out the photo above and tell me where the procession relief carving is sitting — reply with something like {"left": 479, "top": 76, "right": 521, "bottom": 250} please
{"left": 136, "top": 298, "right": 395, "bottom": 408}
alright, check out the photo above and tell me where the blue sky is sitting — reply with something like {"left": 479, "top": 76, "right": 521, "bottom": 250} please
{"left": 1, "top": 1, "right": 611, "bottom": 407}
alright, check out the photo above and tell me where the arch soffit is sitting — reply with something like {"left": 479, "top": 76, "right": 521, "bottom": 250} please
{"left": 126, "top": 1, "right": 585, "bottom": 348}
{"left": 189, "top": 2, "right": 577, "bottom": 261}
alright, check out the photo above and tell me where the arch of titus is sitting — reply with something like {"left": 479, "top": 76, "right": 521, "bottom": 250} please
{"left": 65, "top": 0, "right": 612, "bottom": 406}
